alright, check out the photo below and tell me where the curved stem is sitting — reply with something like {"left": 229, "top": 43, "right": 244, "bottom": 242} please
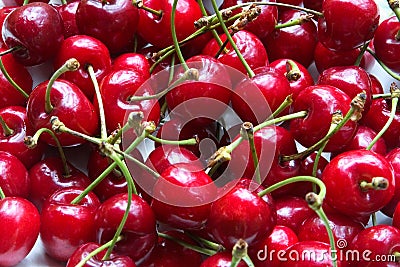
{"left": 0, "top": 55, "right": 29, "bottom": 99}
{"left": 231, "top": 239, "right": 253, "bottom": 267}
{"left": 366, "top": 48, "right": 400, "bottom": 81}
{"left": 185, "top": 232, "right": 224, "bottom": 252}
{"left": 0, "top": 115, "right": 13, "bottom": 136}
{"left": 254, "top": 110, "right": 307, "bottom": 131}
{"left": 147, "top": 134, "right": 198, "bottom": 146}
{"left": 51, "top": 116, "right": 101, "bottom": 145}
{"left": 314, "top": 208, "right": 337, "bottom": 267}
{"left": 171, "top": 0, "right": 188, "bottom": 70}
{"left": 158, "top": 232, "right": 217, "bottom": 256}
{"left": 87, "top": 64, "right": 107, "bottom": 140}
{"left": 198, "top": 0, "right": 224, "bottom": 47}
{"left": 45, "top": 58, "right": 80, "bottom": 114}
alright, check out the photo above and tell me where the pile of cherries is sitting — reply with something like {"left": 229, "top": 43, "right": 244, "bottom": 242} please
{"left": 1, "top": 0, "right": 400, "bottom": 266}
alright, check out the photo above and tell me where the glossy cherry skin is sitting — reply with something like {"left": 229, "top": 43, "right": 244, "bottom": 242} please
{"left": 249, "top": 225, "right": 299, "bottom": 267}
{"left": 231, "top": 66, "right": 291, "bottom": 125}
{"left": 363, "top": 99, "right": 400, "bottom": 150}
{"left": 269, "top": 59, "right": 315, "bottom": 100}
{"left": 369, "top": 74, "right": 384, "bottom": 95}
{"left": 66, "top": 242, "right": 136, "bottom": 267}
{"left": 94, "top": 193, "right": 157, "bottom": 263}
{"left": 27, "top": 79, "right": 99, "bottom": 147}
{"left": 0, "top": 7, "right": 17, "bottom": 48}
{"left": 313, "top": 42, "right": 373, "bottom": 73}
{"left": 381, "top": 148, "right": 400, "bottom": 217}
{"left": 40, "top": 188, "right": 101, "bottom": 261}
{"left": 220, "top": 0, "right": 278, "bottom": 40}
{"left": 2, "top": 3, "right": 64, "bottom": 66}
{"left": 151, "top": 163, "right": 216, "bottom": 230}
{"left": 0, "top": 48, "right": 32, "bottom": 108}
{"left": 137, "top": 0, "right": 202, "bottom": 49}
{"left": 54, "top": 35, "right": 112, "bottom": 99}
{"left": 289, "top": 85, "right": 357, "bottom": 152}
{"left": 0, "top": 197, "right": 40, "bottom": 267}
{"left": 318, "top": 0, "right": 379, "bottom": 51}
{"left": 322, "top": 149, "right": 395, "bottom": 220}
{"left": 394, "top": 203, "right": 400, "bottom": 230}
{"left": 280, "top": 241, "right": 343, "bottom": 266}
{"left": 96, "top": 69, "right": 160, "bottom": 133}
{"left": 263, "top": 9, "right": 317, "bottom": 67}
{"left": 112, "top": 53, "right": 151, "bottom": 80}
{"left": 0, "top": 106, "right": 45, "bottom": 169}
{"left": 317, "top": 65, "right": 372, "bottom": 113}
{"left": 202, "top": 30, "right": 268, "bottom": 75}
{"left": 200, "top": 251, "right": 248, "bottom": 267}
{"left": 0, "top": 151, "right": 29, "bottom": 198}
{"left": 303, "top": 0, "right": 323, "bottom": 11}
{"left": 76, "top": 0, "right": 139, "bottom": 54}
{"left": 28, "top": 157, "right": 92, "bottom": 211}
{"left": 54, "top": 1, "right": 80, "bottom": 38}
{"left": 206, "top": 185, "right": 276, "bottom": 249}
{"left": 374, "top": 16, "right": 400, "bottom": 73}
{"left": 348, "top": 225, "right": 400, "bottom": 267}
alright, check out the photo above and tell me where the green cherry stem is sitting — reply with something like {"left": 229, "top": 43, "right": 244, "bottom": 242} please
{"left": 0, "top": 46, "right": 22, "bottom": 57}
{"left": 87, "top": 64, "right": 107, "bottom": 140}
{"left": 171, "top": 0, "right": 188, "bottom": 70}
{"left": 266, "top": 94, "right": 293, "bottom": 121}
{"left": 210, "top": 0, "right": 255, "bottom": 78}
{"left": 366, "top": 47, "right": 400, "bottom": 81}
{"left": 75, "top": 236, "right": 124, "bottom": 267}
{"left": 372, "top": 93, "right": 392, "bottom": 99}
{"left": 184, "top": 231, "right": 225, "bottom": 252}
{"left": 371, "top": 212, "right": 377, "bottom": 226}
{"left": 230, "top": 239, "right": 254, "bottom": 267}
{"left": 198, "top": 0, "right": 224, "bottom": 47}
{"left": 158, "top": 232, "right": 217, "bottom": 256}
{"left": 241, "top": 122, "right": 261, "bottom": 184}
{"left": 275, "top": 13, "right": 313, "bottom": 29}
{"left": 0, "top": 186, "right": 5, "bottom": 199}
{"left": 132, "top": 0, "right": 163, "bottom": 17}
{"left": 388, "top": 0, "right": 400, "bottom": 21}
{"left": 0, "top": 115, "right": 14, "bottom": 136}
{"left": 354, "top": 41, "right": 370, "bottom": 66}
{"left": 147, "top": 134, "right": 198, "bottom": 146}
{"left": 0, "top": 55, "right": 29, "bottom": 99}
{"left": 25, "top": 127, "right": 70, "bottom": 177}
{"left": 45, "top": 58, "right": 80, "bottom": 114}
{"left": 366, "top": 83, "right": 399, "bottom": 150}
{"left": 51, "top": 116, "right": 101, "bottom": 145}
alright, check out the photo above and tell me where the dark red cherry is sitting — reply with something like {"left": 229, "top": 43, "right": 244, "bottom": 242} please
{"left": 318, "top": 0, "right": 379, "bottom": 51}
{"left": 54, "top": 1, "right": 80, "bottom": 38}
{"left": 2, "top": 2, "right": 64, "bottom": 66}
{"left": 0, "top": 7, "right": 17, "bottom": 48}
{"left": 303, "top": 0, "right": 323, "bottom": 12}
{"left": 76, "top": 0, "right": 139, "bottom": 54}
{"left": 112, "top": 52, "right": 151, "bottom": 80}
{"left": 394, "top": 203, "right": 400, "bottom": 230}
{"left": 0, "top": 151, "right": 29, "bottom": 198}
{"left": 381, "top": 148, "right": 400, "bottom": 217}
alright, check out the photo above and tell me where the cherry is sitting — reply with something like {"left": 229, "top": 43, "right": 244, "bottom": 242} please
{"left": 76, "top": 0, "right": 139, "bottom": 55}
{"left": 54, "top": 1, "right": 80, "bottom": 38}
{"left": 348, "top": 225, "right": 400, "bottom": 266}
{"left": 27, "top": 79, "right": 99, "bottom": 147}
{"left": 40, "top": 187, "right": 101, "bottom": 261}
{"left": 54, "top": 35, "right": 112, "bottom": 99}
{"left": 200, "top": 251, "right": 247, "bottom": 267}
{"left": 303, "top": 0, "right": 323, "bottom": 12}
{"left": 289, "top": 85, "right": 357, "bottom": 152}
{"left": 374, "top": 16, "right": 400, "bottom": 73}
{"left": 0, "top": 151, "right": 29, "bottom": 198}
{"left": 151, "top": 163, "right": 216, "bottom": 230}
{"left": 0, "top": 48, "right": 32, "bottom": 109}
{"left": 202, "top": 30, "right": 268, "bottom": 75}
{"left": 94, "top": 193, "right": 157, "bottom": 263}
{"left": 2, "top": 2, "right": 64, "bottom": 66}
{"left": 112, "top": 52, "right": 151, "bottom": 80}
{"left": 0, "top": 106, "right": 45, "bottom": 169}
{"left": 317, "top": 0, "right": 379, "bottom": 51}
{"left": 322, "top": 149, "right": 395, "bottom": 220}
{"left": 369, "top": 74, "right": 384, "bottom": 95}
{"left": 29, "top": 157, "right": 92, "bottom": 211}
{"left": 263, "top": 9, "right": 318, "bottom": 68}
{"left": 0, "top": 7, "right": 17, "bottom": 48}
{"left": 66, "top": 242, "right": 136, "bottom": 267}
{"left": 206, "top": 184, "right": 276, "bottom": 249}
{"left": 381, "top": 148, "right": 400, "bottom": 217}
{"left": 0, "top": 197, "right": 40, "bottom": 267}
{"left": 394, "top": 203, "right": 400, "bottom": 230}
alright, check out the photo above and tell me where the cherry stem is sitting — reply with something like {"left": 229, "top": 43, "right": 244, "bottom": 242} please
{"left": 132, "top": 0, "right": 163, "bottom": 17}
{"left": 275, "top": 13, "right": 313, "bottom": 30}
{"left": 74, "top": 236, "right": 124, "bottom": 267}
{"left": 241, "top": 122, "right": 261, "bottom": 184}
{"left": 0, "top": 115, "right": 13, "bottom": 136}
{"left": 87, "top": 64, "right": 107, "bottom": 140}
{"left": 227, "top": 2, "right": 323, "bottom": 17}
{"left": 230, "top": 239, "right": 254, "bottom": 267}
{"left": 0, "top": 54, "right": 29, "bottom": 99}
{"left": 354, "top": 41, "right": 369, "bottom": 66}
{"left": 394, "top": 251, "right": 400, "bottom": 262}
{"left": 0, "top": 46, "right": 22, "bottom": 57}
{"left": 210, "top": 0, "right": 255, "bottom": 78}
{"left": 198, "top": 0, "right": 224, "bottom": 48}
{"left": 0, "top": 186, "right": 5, "bottom": 199}
{"left": 22, "top": 0, "right": 29, "bottom": 5}
{"left": 360, "top": 177, "right": 389, "bottom": 191}
{"left": 285, "top": 60, "right": 301, "bottom": 81}
{"left": 371, "top": 212, "right": 377, "bottom": 226}
{"left": 60, "top": 0, "right": 67, "bottom": 5}
{"left": 367, "top": 83, "right": 399, "bottom": 150}
{"left": 45, "top": 58, "right": 80, "bottom": 114}
{"left": 171, "top": 0, "right": 189, "bottom": 70}
{"left": 147, "top": 134, "right": 198, "bottom": 146}
{"left": 51, "top": 116, "right": 101, "bottom": 145}
{"left": 388, "top": 0, "right": 400, "bottom": 21}
{"left": 25, "top": 127, "right": 70, "bottom": 177}
{"left": 373, "top": 92, "right": 392, "bottom": 99}
{"left": 184, "top": 231, "right": 225, "bottom": 252}
{"left": 158, "top": 232, "right": 217, "bottom": 256}
{"left": 268, "top": 95, "right": 293, "bottom": 121}
{"left": 366, "top": 47, "right": 400, "bottom": 81}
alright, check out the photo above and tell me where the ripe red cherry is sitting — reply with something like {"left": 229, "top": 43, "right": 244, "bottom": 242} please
{"left": 374, "top": 16, "right": 400, "bottom": 73}
{"left": 202, "top": 30, "right": 268, "bottom": 75}
{"left": 54, "top": 1, "right": 80, "bottom": 38}
{"left": 76, "top": 0, "right": 139, "bottom": 54}
{"left": 40, "top": 187, "right": 101, "bottom": 261}
{"left": 0, "top": 48, "right": 32, "bottom": 109}
{"left": 54, "top": 35, "right": 112, "bottom": 99}
{"left": 369, "top": 74, "right": 384, "bottom": 95}
{"left": 318, "top": 0, "right": 379, "bottom": 51}
{"left": 0, "top": 197, "right": 40, "bottom": 267}
{"left": 322, "top": 149, "right": 395, "bottom": 220}
{"left": 0, "top": 151, "right": 29, "bottom": 198}
{"left": 94, "top": 193, "right": 157, "bottom": 263}
{"left": 2, "top": 2, "right": 64, "bottom": 66}
{"left": 200, "top": 251, "right": 248, "bottom": 267}
{"left": 393, "top": 203, "right": 400, "bottom": 230}
{"left": 112, "top": 52, "right": 151, "bottom": 80}
{"left": 381, "top": 148, "right": 400, "bottom": 217}
{"left": 0, "top": 106, "right": 45, "bottom": 169}
{"left": 0, "top": 7, "right": 17, "bottom": 48}
{"left": 289, "top": 85, "right": 357, "bottom": 152}
{"left": 263, "top": 9, "right": 318, "bottom": 67}
{"left": 206, "top": 184, "right": 276, "bottom": 249}
{"left": 66, "top": 242, "right": 136, "bottom": 267}
{"left": 27, "top": 79, "right": 99, "bottom": 147}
